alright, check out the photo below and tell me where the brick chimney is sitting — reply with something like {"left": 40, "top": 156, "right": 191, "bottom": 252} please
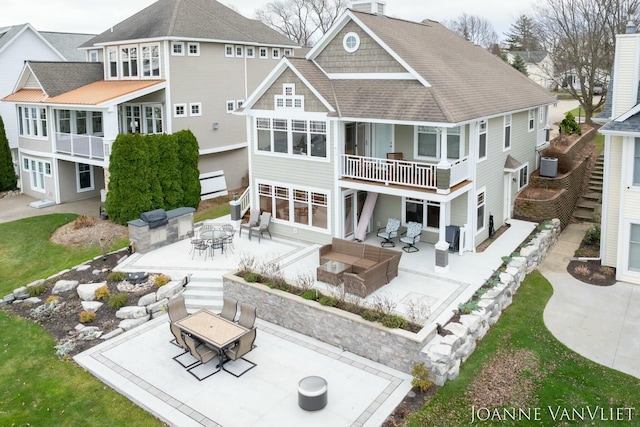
{"left": 350, "top": 0, "right": 386, "bottom": 15}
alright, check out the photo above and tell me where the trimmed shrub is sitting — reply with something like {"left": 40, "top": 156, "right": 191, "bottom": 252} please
{"left": 381, "top": 314, "right": 408, "bottom": 329}
{"left": 95, "top": 285, "right": 110, "bottom": 301}
{"left": 244, "top": 273, "right": 263, "bottom": 283}
{"left": 106, "top": 271, "right": 126, "bottom": 283}
{"left": 154, "top": 274, "right": 171, "bottom": 287}
{"left": 0, "top": 115, "right": 17, "bottom": 191}
{"left": 361, "top": 309, "right": 383, "bottom": 322}
{"left": 559, "top": 112, "right": 582, "bottom": 135}
{"left": 108, "top": 293, "right": 128, "bottom": 309}
{"left": 156, "top": 133, "right": 184, "bottom": 210}
{"left": 79, "top": 311, "right": 96, "bottom": 323}
{"left": 175, "top": 129, "right": 201, "bottom": 208}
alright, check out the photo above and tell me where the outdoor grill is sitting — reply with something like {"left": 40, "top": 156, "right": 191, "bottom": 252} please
{"left": 140, "top": 209, "right": 168, "bottom": 229}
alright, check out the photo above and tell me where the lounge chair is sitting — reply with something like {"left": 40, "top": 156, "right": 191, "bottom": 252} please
{"left": 237, "top": 303, "right": 257, "bottom": 329}
{"left": 239, "top": 209, "right": 260, "bottom": 237}
{"left": 377, "top": 218, "right": 400, "bottom": 247}
{"left": 400, "top": 221, "right": 422, "bottom": 252}
{"left": 249, "top": 212, "right": 272, "bottom": 242}
{"left": 222, "top": 328, "right": 257, "bottom": 377}
{"left": 184, "top": 335, "right": 221, "bottom": 380}
{"left": 220, "top": 296, "right": 238, "bottom": 321}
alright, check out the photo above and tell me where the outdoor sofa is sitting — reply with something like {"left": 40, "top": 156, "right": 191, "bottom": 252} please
{"left": 318, "top": 238, "right": 402, "bottom": 297}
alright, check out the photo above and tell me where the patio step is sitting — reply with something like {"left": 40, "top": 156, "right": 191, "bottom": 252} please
{"left": 183, "top": 276, "right": 223, "bottom": 313}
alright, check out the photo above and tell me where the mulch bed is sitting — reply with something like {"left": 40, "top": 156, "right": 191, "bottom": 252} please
{"left": 566, "top": 238, "right": 617, "bottom": 286}
{"left": 382, "top": 386, "right": 438, "bottom": 427}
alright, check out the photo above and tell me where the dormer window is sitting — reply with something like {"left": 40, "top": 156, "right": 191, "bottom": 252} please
{"left": 275, "top": 84, "right": 304, "bottom": 110}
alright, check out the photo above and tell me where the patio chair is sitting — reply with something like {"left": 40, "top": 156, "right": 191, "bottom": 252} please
{"left": 191, "top": 238, "right": 210, "bottom": 260}
{"left": 377, "top": 218, "right": 400, "bottom": 247}
{"left": 222, "top": 328, "right": 257, "bottom": 377}
{"left": 168, "top": 295, "right": 194, "bottom": 366}
{"left": 184, "top": 335, "right": 221, "bottom": 381}
{"left": 400, "top": 221, "right": 422, "bottom": 253}
{"left": 221, "top": 224, "right": 235, "bottom": 254}
{"left": 239, "top": 209, "right": 260, "bottom": 238}
{"left": 220, "top": 296, "right": 238, "bottom": 322}
{"left": 237, "top": 303, "right": 257, "bottom": 329}
{"left": 249, "top": 212, "right": 272, "bottom": 242}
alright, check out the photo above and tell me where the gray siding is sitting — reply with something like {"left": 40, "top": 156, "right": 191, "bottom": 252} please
{"left": 198, "top": 148, "right": 248, "bottom": 190}
{"left": 58, "top": 160, "right": 104, "bottom": 203}
{"left": 253, "top": 69, "right": 328, "bottom": 112}
{"left": 315, "top": 21, "right": 405, "bottom": 74}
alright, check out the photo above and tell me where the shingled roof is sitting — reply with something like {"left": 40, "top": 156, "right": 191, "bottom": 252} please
{"left": 26, "top": 61, "right": 104, "bottom": 97}
{"left": 81, "top": 0, "right": 297, "bottom": 48}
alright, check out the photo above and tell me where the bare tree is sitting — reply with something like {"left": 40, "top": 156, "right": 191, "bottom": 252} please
{"left": 255, "top": 0, "right": 346, "bottom": 46}
{"left": 444, "top": 13, "right": 498, "bottom": 49}
{"left": 535, "top": 0, "right": 640, "bottom": 124}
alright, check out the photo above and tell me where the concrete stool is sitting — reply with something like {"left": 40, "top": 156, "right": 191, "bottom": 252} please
{"left": 298, "top": 376, "right": 328, "bottom": 411}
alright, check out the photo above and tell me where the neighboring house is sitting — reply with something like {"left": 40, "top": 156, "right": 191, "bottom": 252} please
{"left": 506, "top": 51, "right": 554, "bottom": 90}
{"left": 595, "top": 24, "right": 640, "bottom": 285}
{"left": 239, "top": 0, "right": 555, "bottom": 271}
{"left": 0, "top": 24, "right": 95, "bottom": 173}
{"left": 2, "top": 0, "right": 298, "bottom": 205}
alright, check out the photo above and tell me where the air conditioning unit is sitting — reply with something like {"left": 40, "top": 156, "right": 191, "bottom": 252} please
{"left": 540, "top": 157, "right": 558, "bottom": 178}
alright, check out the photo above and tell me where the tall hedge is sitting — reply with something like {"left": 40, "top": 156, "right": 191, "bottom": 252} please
{"left": 156, "top": 133, "right": 183, "bottom": 210}
{"left": 0, "top": 116, "right": 17, "bottom": 191}
{"left": 175, "top": 129, "right": 201, "bottom": 208}
{"left": 145, "top": 134, "right": 164, "bottom": 209}
{"left": 105, "top": 133, "right": 154, "bottom": 224}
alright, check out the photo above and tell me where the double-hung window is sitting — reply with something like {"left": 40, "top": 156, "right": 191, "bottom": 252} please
{"left": 633, "top": 138, "right": 640, "bottom": 186}
{"left": 476, "top": 190, "right": 486, "bottom": 232}
{"left": 416, "top": 126, "right": 460, "bottom": 159}
{"left": 256, "top": 118, "right": 326, "bottom": 158}
{"left": 108, "top": 47, "right": 118, "bottom": 78}
{"left": 630, "top": 223, "right": 640, "bottom": 272}
{"left": 404, "top": 198, "right": 439, "bottom": 229}
{"left": 504, "top": 115, "right": 511, "bottom": 150}
{"left": 478, "top": 120, "right": 487, "bottom": 160}
{"left": 77, "top": 163, "right": 94, "bottom": 192}
{"left": 528, "top": 109, "right": 535, "bottom": 131}
{"left": 517, "top": 163, "right": 529, "bottom": 190}
{"left": 18, "top": 106, "right": 47, "bottom": 138}
{"left": 120, "top": 46, "right": 138, "bottom": 77}
{"left": 141, "top": 44, "right": 160, "bottom": 77}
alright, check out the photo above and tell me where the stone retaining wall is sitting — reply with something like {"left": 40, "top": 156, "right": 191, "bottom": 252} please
{"left": 224, "top": 219, "right": 561, "bottom": 383}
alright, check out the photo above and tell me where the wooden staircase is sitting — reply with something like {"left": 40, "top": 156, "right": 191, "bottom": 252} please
{"left": 573, "top": 153, "right": 604, "bottom": 222}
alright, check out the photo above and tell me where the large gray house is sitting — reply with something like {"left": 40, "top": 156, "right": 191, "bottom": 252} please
{"left": 239, "top": 0, "right": 556, "bottom": 271}
{"left": 3, "top": 0, "right": 298, "bottom": 205}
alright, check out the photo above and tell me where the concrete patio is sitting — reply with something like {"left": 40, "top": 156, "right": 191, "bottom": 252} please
{"left": 74, "top": 216, "right": 538, "bottom": 426}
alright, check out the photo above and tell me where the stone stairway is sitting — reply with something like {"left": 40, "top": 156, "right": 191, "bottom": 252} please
{"left": 183, "top": 275, "right": 223, "bottom": 313}
{"left": 573, "top": 153, "right": 604, "bottom": 222}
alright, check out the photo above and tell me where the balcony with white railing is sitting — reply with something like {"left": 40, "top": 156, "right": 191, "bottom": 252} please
{"left": 55, "top": 132, "right": 108, "bottom": 161}
{"left": 340, "top": 154, "right": 470, "bottom": 190}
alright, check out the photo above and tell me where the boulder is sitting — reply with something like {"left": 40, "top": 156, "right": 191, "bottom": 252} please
{"left": 119, "top": 315, "right": 150, "bottom": 331}
{"left": 137, "top": 293, "right": 157, "bottom": 307}
{"left": 115, "top": 306, "right": 148, "bottom": 319}
{"left": 156, "top": 281, "right": 183, "bottom": 300}
{"left": 146, "top": 298, "right": 168, "bottom": 314}
{"left": 82, "top": 301, "right": 103, "bottom": 312}
{"left": 12, "top": 287, "right": 29, "bottom": 299}
{"left": 77, "top": 282, "right": 106, "bottom": 301}
{"left": 52, "top": 279, "right": 79, "bottom": 294}
{"left": 24, "top": 297, "right": 42, "bottom": 305}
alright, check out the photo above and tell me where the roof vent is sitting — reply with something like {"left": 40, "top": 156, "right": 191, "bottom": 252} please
{"left": 626, "top": 20, "right": 636, "bottom": 34}
{"left": 350, "top": 0, "right": 386, "bottom": 15}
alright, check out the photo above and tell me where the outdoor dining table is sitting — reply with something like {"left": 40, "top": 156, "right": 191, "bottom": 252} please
{"left": 199, "top": 227, "right": 232, "bottom": 255}
{"left": 174, "top": 309, "right": 250, "bottom": 357}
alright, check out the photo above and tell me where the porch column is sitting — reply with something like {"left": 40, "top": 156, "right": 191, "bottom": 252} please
{"left": 436, "top": 127, "right": 451, "bottom": 195}
{"left": 435, "top": 201, "right": 449, "bottom": 273}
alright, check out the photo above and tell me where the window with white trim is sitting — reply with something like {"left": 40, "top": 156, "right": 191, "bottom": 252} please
{"left": 235, "top": 45, "right": 244, "bottom": 57}
{"left": 122, "top": 104, "right": 162, "bottom": 134}
{"left": 528, "top": 109, "right": 535, "bottom": 131}
{"left": 174, "top": 104, "right": 187, "bottom": 118}
{"left": 539, "top": 107, "right": 544, "bottom": 124}
{"left": 478, "top": 120, "right": 487, "bottom": 160}
{"left": 246, "top": 47, "right": 255, "bottom": 58}
{"left": 172, "top": 42, "right": 184, "bottom": 55}
{"left": 226, "top": 100, "right": 236, "bottom": 113}
{"left": 403, "top": 197, "right": 439, "bottom": 229}
{"left": 517, "top": 163, "right": 529, "bottom": 190}
{"left": 141, "top": 44, "right": 160, "bottom": 77}
{"left": 343, "top": 32, "right": 360, "bottom": 53}
{"left": 108, "top": 47, "right": 118, "bottom": 78}
{"left": 275, "top": 84, "right": 304, "bottom": 110}
{"left": 190, "top": 103, "right": 202, "bottom": 116}
{"left": 259, "top": 47, "right": 268, "bottom": 58}
{"left": 23, "top": 157, "right": 51, "bottom": 192}
{"left": 633, "top": 138, "right": 640, "bottom": 186}
{"left": 77, "top": 163, "right": 94, "bottom": 192}
{"left": 416, "top": 126, "right": 460, "bottom": 159}
{"left": 476, "top": 189, "right": 486, "bottom": 232}
{"left": 630, "top": 223, "right": 640, "bottom": 272}
{"left": 504, "top": 114, "right": 511, "bottom": 150}
{"left": 258, "top": 183, "right": 328, "bottom": 229}
{"left": 188, "top": 42, "right": 200, "bottom": 56}
{"left": 18, "top": 106, "right": 47, "bottom": 138}
{"left": 272, "top": 48, "right": 280, "bottom": 59}
{"left": 284, "top": 48, "right": 293, "bottom": 56}
{"left": 236, "top": 100, "right": 244, "bottom": 109}
{"left": 225, "top": 45, "right": 234, "bottom": 57}
{"left": 120, "top": 45, "right": 138, "bottom": 77}
{"left": 142, "top": 105, "right": 163, "bottom": 133}
{"left": 88, "top": 50, "right": 99, "bottom": 62}
{"left": 256, "top": 118, "right": 327, "bottom": 158}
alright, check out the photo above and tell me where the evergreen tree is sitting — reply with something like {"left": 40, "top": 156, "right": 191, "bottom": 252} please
{"left": 504, "top": 15, "right": 541, "bottom": 51}
{"left": 105, "top": 133, "right": 154, "bottom": 224}
{"left": 144, "top": 134, "right": 164, "bottom": 209}
{"left": 511, "top": 54, "right": 529, "bottom": 76}
{"left": 0, "top": 116, "right": 17, "bottom": 191}
{"left": 156, "top": 133, "right": 183, "bottom": 210}
{"left": 175, "top": 129, "right": 201, "bottom": 208}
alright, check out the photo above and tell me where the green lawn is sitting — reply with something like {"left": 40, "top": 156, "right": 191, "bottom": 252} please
{"left": 408, "top": 271, "right": 640, "bottom": 426}
{"left": 594, "top": 133, "right": 605, "bottom": 153}
{"left": 194, "top": 202, "right": 230, "bottom": 224}
{"left": 0, "top": 214, "right": 163, "bottom": 426}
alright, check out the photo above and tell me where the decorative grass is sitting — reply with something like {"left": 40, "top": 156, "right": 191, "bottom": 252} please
{"left": 407, "top": 271, "right": 640, "bottom": 426}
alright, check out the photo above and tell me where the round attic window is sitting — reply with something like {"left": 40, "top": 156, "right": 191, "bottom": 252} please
{"left": 343, "top": 32, "right": 360, "bottom": 53}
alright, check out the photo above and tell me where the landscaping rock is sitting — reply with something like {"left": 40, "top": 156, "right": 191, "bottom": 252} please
{"left": 26, "top": 279, "right": 46, "bottom": 289}
{"left": 81, "top": 301, "right": 103, "bottom": 312}
{"left": 156, "top": 281, "right": 182, "bottom": 300}
{"left": 3, "top": 294, "right": 16, "bottom": 303}
{"left": 115, "top": 306, "right": 147, "bottom": 319}
{"left": 101, "top": 328, "right": 124, "bottom": 340}
{"left": 119, "top": 315, "right": 150, "bottom": 331}
{"left": 76, "top": 264, "right": 91, "bottom": 272}
{"left": 24, "top": 297, "right": 42, "bottom": 304}
{"left": 12, "top": 286, "right": 29, "bottom": 299}
{"left": 52, "top": 279, "right": 79, "bottom": 294}
{"left": 137, "top": 293, "right": 157, "bottom": 307}
{"left": 146, "top": 298, "right": 168, "bottom": 314}
{"left": 77, "top": 282, "right": 105, "bottom": 301}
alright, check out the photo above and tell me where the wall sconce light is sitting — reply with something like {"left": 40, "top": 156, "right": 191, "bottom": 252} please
{"left": 212, "top": 122, "right": 219, "bottom": 130}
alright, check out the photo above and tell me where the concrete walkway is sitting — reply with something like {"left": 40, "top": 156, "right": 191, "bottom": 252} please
{"left": 540, "top": 223, "right": 640, "bottom": 379}
{"left": 0, "top": 194, "right": 101, "bottom": 224}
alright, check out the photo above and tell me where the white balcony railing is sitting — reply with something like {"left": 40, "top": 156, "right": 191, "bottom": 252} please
{"left": 55, "top": 132, "right": 107, "bottom": 160}
{"left": 341, "top": 155, "right": 470, "bottom": 190}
